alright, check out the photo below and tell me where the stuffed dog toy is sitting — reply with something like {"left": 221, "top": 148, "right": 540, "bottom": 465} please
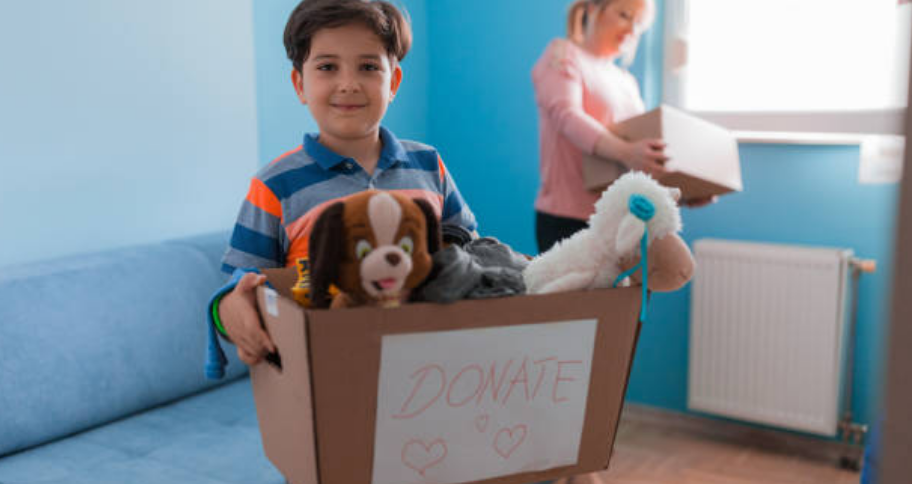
{"left": 309, "top": 190, "right": 441, "bottom": 309}
{"left": 523, "top": 171, "right": 695, "bottom": 294}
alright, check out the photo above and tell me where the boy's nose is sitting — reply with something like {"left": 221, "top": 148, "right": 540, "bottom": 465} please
{"left": 338, "top": 77, "right": 361, "bottom": 93}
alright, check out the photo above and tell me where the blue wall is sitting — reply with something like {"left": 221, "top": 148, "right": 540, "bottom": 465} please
{"left": 630, "top": 144, "right": 898, "bottom": 428}
{"left": 424, "top": 0, "right": 553, "bottom": 256}
{"left": 416, "top": 0, "right": 897, "bottom": 430}
{"left": 249, "top": 0, "right": 897, "bottom": 431}
{"left": 0, "top": 0, "right": 259, "bottom": 268}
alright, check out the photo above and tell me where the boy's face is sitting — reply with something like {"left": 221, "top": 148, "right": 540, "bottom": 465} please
{"left": 292, "top": 23, "right": 402, "bottom": 145}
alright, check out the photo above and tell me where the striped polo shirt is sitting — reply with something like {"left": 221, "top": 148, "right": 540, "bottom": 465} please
{"left": 221, "top": 126, "right": 477, "bottom": 273}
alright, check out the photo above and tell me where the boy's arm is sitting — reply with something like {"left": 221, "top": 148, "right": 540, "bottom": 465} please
{"left": 206, "top": 268, "right": 260, "bottom": 379}
{"left": 436, "top": 154, "right": 478, "bottom": 238}
{"left": 206, "top": 176, "right": 285, "bottom": 379}
{"left": 221, "top": 177, "right": 286, "bottom": 273}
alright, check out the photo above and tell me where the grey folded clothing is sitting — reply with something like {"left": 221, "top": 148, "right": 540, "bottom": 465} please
{"left": 441, "top": 223, "right": 474, "bottom": 247}
{"left": 417, "top": 237, "right": 529, "bottom": 303}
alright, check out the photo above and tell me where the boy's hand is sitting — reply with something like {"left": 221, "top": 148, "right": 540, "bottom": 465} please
{"left": 623, "top": 138, "right": 669, "bottom": 178}
{"left": 219, "top": 273, "right": 277, "bottom": 366}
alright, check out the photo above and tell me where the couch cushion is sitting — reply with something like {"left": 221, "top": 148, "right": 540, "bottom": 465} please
{"left": 0, "top": 378, "right": 284, "bottom": 484}
{"left": 0, "top": 232, "right": 248, "bottom": 457}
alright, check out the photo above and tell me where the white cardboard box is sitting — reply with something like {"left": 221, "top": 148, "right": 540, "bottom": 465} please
{"left": 583, "top": 104, "right": 743, "bottom": 201}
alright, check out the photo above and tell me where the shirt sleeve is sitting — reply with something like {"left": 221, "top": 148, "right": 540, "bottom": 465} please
{"left": 205, "top": 267, "right": 260, "bottom": 379}
{"left": 436, "top": 154, "right": 478, "bottom": 234}
{"left": 531, "top": 40, "right": 609, "bottom": 154}
{"left": 221, "top": 177, "right": 285, "bottom": 274}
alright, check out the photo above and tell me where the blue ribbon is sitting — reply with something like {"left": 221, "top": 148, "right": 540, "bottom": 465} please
{"left": 612, "top": 194, "right": 654, "bottom": 322}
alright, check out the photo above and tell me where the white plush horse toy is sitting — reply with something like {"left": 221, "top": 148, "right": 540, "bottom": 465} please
{"left": 523, "top": 171, "right": 694, "bottom": 295}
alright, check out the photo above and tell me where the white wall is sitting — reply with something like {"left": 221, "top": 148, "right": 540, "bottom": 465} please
{"left": 0, "top": 0, "right": 259, "bottom": 267}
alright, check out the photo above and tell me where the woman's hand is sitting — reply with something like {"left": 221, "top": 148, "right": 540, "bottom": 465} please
{"left": 680, "top": 195, "right": 718, "bottom": 208}
{"left": 219, "top": 272, "right": 276, "bottom": 365}
{"left": 621, "top": 138, "right": 669, "bottom": 178}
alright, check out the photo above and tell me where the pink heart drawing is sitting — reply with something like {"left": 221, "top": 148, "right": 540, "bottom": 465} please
{"left": 402, "top": 438, "right": 448, "bottom": 476}
{"left": 474, "top": 414, "right": 489, "bottom": 433}
{"left": 493, "top": 424, "right": 528, "bottom": 459}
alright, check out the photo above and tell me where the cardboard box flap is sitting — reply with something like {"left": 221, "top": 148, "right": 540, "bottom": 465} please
{"left": 611, "top": 108, "right": 662, "bottom": 140}
{"left": 262, "top": 267, "right": 298, "bottom": 300}
{"left": 253, "top": 284, "right": 319, "bottom": 484}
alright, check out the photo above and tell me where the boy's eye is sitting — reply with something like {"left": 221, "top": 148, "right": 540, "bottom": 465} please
{"left": 361, "top": 63, "right": 380, "bottom": 72}
{"left": 317, "top": 63, "right": 337, "bottom": 71}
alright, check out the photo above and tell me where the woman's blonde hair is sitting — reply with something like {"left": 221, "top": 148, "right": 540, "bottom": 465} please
{"left": 566, "top": 0, "right": 655, "bottom": 66}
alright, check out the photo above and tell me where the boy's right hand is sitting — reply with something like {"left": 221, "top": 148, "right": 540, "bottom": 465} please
{"left": 623, "top": 138, "right": 669, "bottom": 178}
{"left": 219, "top": 272, "right": 277, "bottom": 366}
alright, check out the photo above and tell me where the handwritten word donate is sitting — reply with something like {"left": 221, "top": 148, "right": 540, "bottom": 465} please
{"left": 393, "top": 357, "right": 584, "bottom": 420}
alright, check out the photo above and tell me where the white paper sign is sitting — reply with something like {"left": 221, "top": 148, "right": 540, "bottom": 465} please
{"left": 371, "top": 320, "right": 598, "bottom": 484}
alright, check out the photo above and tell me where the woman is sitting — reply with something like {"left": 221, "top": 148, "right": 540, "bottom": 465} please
{"left": 533, "top": 0, "right": 704, "bottom": 254}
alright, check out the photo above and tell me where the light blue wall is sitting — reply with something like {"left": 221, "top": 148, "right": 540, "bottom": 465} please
{"left": 252, "top": 0, "right": 430, "bottom": 166}
{"left": 419, "top": 0, "right": 897, "bottom": 430}
{"left": 0, "top": 0, "right": 259, "bottom": 268}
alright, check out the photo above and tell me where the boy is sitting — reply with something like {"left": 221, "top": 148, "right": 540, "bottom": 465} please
{"left": 206, "top": 0, "right": 477, "bottom": 378}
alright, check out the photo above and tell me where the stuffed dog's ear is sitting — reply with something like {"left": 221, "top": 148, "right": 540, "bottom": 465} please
{"left": 413, "top": 198, "right": 441, "bottom": 254}
{"left": 309, "top": 202, "right": 345, "bottom": 308}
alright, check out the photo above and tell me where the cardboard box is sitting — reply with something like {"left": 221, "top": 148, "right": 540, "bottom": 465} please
{"left": 582, "top": 104, "right": 743, "bottom": 201}
{"left": 250, "top": 267, "right": 643, "bottom": 484}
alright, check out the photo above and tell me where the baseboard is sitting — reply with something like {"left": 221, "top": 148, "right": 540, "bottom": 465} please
{"left": 620, "top": 403, "right": 863, "bottom": 467}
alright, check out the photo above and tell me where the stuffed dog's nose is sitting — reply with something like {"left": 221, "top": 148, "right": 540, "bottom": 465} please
{"left": 385, "top": 253, "right": 401, "bottom": 266}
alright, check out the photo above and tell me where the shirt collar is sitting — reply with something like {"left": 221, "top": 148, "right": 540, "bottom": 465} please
{"left": 303, "top": 126, "right": 409, "bottom": 171}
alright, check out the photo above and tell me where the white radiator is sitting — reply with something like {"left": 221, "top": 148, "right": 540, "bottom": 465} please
{"left": 688, "top": 239, "right": 853, "bottom": 436}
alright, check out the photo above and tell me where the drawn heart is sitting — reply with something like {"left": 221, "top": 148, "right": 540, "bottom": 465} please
{"left": 474, "top": 414, "right": 489, "bottom": 433}
{"left": 493, "top": 424, "right": 527, "bottom": 459}
{"left": 402, "top": 439, "right": 448, "bottom": 476}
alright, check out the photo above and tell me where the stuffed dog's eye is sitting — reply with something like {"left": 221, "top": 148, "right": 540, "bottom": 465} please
{"left": 355, "top": 240, "right": 373, "bottom": 260}
{"left": 398, "top": 236, "right": 414, "bottom": 255}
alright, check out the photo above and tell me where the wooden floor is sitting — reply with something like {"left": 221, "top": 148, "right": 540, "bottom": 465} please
{"left": 593, "top": 419, "right": 861, "bottom": 484}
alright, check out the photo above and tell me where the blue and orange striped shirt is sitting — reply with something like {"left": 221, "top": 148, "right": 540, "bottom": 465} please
{"left": 221, "top": 126, "right": 477, "bottom": 273}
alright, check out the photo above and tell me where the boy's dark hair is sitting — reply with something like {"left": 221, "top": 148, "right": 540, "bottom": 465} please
{"left": 284, "top": 0, "right": 412, "bottom": 72}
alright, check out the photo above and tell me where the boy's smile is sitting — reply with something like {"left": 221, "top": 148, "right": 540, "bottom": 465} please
{"left": 292, "top": 23, "right": 402, "bottom": 156}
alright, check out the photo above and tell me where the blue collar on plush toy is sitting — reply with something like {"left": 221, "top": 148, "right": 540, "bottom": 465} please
{"left": 612, "top": 193, "right": 654, "bottom": 322}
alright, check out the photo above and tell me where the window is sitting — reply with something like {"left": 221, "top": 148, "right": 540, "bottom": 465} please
{"left": 663, "top": 0, "right": 911, "bottom": 138}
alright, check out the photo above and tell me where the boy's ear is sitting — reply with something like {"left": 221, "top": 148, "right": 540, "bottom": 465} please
{"left": 390, "top": 64, "right": 402, "bottom": 101}
{"left": 291, "top": 69, "right": 307, "bottom": 105}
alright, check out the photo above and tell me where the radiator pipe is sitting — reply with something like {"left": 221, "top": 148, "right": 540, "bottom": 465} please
{"left": 838, "top": 257, "right": 876, "bottom": 468}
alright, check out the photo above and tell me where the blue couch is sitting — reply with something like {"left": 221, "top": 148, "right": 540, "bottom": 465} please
{"left": 0, "top": 233, "right": 285, "bottom": 483}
